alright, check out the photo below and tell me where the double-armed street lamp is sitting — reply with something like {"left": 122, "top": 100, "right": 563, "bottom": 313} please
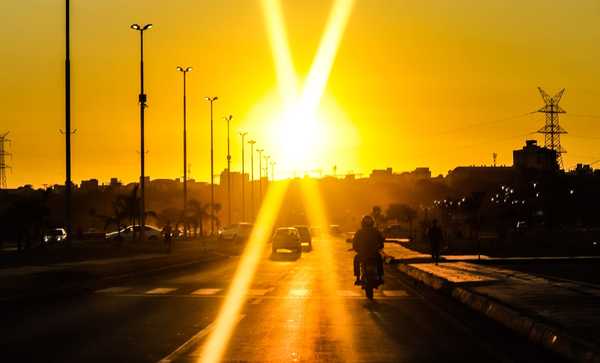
{"left": 239, "top": 131, "right": 248, "bottom": 221}
{"left": 264, "top": 154, "right": 271, "bottom": 189}
{"left": 224, "top": 115, "right": 233, "bottom": 225}
{"left": 270, "top": 160, "right": 276, "bottom": 181}
{"left": 205, "top": 96, "right": 218, "bottom": 235}
{"left": 130, "top": 22, "right": 153, "bottom": 241}
{"left": 177, "top": 66, "right": 192, "bottom": 237}
{"left": 248, "top": 140, "right": 256, "bottom": 221}
{"left": 256, "top": 148, "right": 264, "bottom": 200}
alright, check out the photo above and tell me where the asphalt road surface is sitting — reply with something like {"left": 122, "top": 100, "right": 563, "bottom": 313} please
{"left": 1, "top": 237, "right": 564, "bottom": 362}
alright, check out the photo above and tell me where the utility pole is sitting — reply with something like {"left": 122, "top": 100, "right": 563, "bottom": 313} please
{"left": 248, "top": 139, "right": 256, "bottom": 220}
{"left": 239, "top": 132, "right": 248, "bottom": 221}
{"left": 130, "top": 23, "right": 153, "bottom": 241}
{"left": 264, "top": 154, "right": 271, "bottom": 188}
{"left": 65, "top": 0, "right": 73, "bottom": 244}
{"left": 224, "top": 115, "right": 233, "bottom": 225}
{"left": 205, "top": 96, "right": 218, "bottom": 235}
{"left": 270, "top": 160, "right": 276, "bottom": 180}
{"left": 257, "top": 148, "right": 263, "bottom": 201}
{"left": 0, "top": 132, "right": 10, "bottom": 189}
{"left": 537, "top": 87, "right": 567, "bottom": 168}
{"left": 177, "top": 66, "right": 192, "bottom": 237}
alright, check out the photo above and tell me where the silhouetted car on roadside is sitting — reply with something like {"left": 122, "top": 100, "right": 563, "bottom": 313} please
{"left": 218, "top": 223, "right": 253, "bottom": 243}
{"left": 105, "top": 225, "right": 162, "bottom": 241}
{"left": 43, "top": 228, "right": 67, "bottom": 244}
{"left": 294, "top": 225, "right": 312, "bottom": 251}
{"left": 271, "top": 227, "right": 302, "bottom": 254}
{"left": 328, "top": 225, "right": 343, "bottom": 236}
{"left": 384, "top": 224, "right": 410, "bottom": 240}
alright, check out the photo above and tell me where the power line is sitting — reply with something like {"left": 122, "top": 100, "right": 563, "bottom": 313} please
{"left": 536, "top": 87, "right": 567, "bottom": 168}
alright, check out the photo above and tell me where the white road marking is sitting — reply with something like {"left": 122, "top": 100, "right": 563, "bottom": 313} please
{"left": 289, "top": 288, "right": 310, "bottom": 297}
{"left": 146, "top": 287, "right": 177, "bottom": 295}
{"left": 247, "top": 288, "right": 271, "bottom": 296}
{"left": 379, "top": 290, "right": 408, "bottom": 297}
{"left": 95, "top": 286, "right": 132, "bottom": 294}
{"left": 191, "top": 288, "right": 222, "bottom": 296}
{"left": 157, "top": 314, "right": 246, "bottom": 363}
{"left": 337, "top": 290, "right": 362, "bottom": 297}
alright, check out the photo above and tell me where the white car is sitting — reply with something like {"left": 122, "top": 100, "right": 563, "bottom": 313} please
{"left": 219, "top": 223, "right": 253, "bottom": 242}
{"left": 106, "top": 225, "right": 162, "bottom": 241}
{"left": 43, "top": 228, "right": 67, "bottom": 244}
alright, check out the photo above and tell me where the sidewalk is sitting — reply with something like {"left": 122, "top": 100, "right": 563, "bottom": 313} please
{"left": 386, "top": 243, "right": 600, "bottom": 362}
{"left": 0, "top": 240, "right": 227, "bottom": 302}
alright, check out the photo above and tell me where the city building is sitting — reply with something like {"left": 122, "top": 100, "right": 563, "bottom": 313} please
{"left": 513, "top": 140, "right": 559, "bottom": 172}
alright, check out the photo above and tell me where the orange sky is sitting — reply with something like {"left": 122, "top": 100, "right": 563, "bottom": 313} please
{"left": 2, "top": 0, "right": 600, "bottom": 187}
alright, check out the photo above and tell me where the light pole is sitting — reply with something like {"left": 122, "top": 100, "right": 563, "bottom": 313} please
{"left": 177, "top": 66, "right": 192, "bottom": 238}
{"left": 131, "top": 22, "right": 153, "bottom": 241}
{"left": 239, "top": 131, "right": 248, "bottom": 221}
{"left": 205, "top": 96, "right": 218, "bottom": 235}
{"left": 264, "top": 154, "right": 271, "bottom": 187}
{"left": 248, "top": 140, "right": 256, "bottom": 220}
{"left": 224, "top": 115, "right": 233, "bottom": 225}
{"left": 65, "top": 0, "right": 72, "bottom": 245}
{"left": 256, "top": 148, "right": 263, "bottom": 201}
{"left": 270, "top": 160, "right": 276, "bottom": 180}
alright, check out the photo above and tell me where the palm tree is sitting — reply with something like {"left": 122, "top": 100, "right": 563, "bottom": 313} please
{"left": 185, "top": 199, "right": 211, "bottom": 237}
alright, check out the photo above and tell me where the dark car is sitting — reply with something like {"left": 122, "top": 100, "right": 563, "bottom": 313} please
{"left": 271, "top": 227, "right": 301, "bottom": 254}
{"left": 294, "top": 225, "right": 312, "bottom": 251}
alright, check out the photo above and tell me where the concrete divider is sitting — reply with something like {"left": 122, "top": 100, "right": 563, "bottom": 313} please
{"left": 398, "top": 263, "right": 600, "bottom": 363}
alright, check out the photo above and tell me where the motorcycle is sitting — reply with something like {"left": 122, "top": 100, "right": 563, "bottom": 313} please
{"left": 359, "top": 257, "right": 382, "bottom": 300}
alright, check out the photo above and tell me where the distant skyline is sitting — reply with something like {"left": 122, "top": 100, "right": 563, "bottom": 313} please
{"left": 3, "top": 0, "right": 600, "bottom": 188}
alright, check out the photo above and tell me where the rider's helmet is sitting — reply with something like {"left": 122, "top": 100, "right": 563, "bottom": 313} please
{"left": 361, "top": 215, "right": 375, "bottom": 228}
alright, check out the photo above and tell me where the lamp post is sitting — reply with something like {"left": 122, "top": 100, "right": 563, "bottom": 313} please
{"left": 239, "top": 131, "right": 248, "bottom": 221}
{"left": 204, "top": 96, "right": 218, "bottom": 235}
{"left": 257, "top": 148, "right": 264, "bottom": 202}
{"left": 130, "top": 22, "right": 153, "bottom": 241}
{"left": 248, "top": 140, "right": 256, "bottom": 220}
{"left": 270, "top": 160, "right": 276, "bottom": 180}
{"left": 65, "top": 0, "right": 72, "bottom": 245}
{"left": 224, "top": 115, "right": 233, "bottom": 225}
{"left": 177, "top": 66, "right": 192, "bottom": 238}
{"left": 264, "top": 154, "right": 271, "bottom": 187}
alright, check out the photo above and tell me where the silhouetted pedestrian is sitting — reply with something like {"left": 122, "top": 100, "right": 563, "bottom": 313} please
{"left": 428, "top": 219, "right": 443, "bottom": 265}
{"left": 163, "top": 221, "right": 173, "bottom": 253}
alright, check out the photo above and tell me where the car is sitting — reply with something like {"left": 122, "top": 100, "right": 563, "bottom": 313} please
{"left": 43, "top": 228, "right": 67, "bottom": 244}
{"left": 271, "top": 227, "right": 302, "bottom": 254}
{"left": 293, "top": 225, "right": 312, "bottom": 250}
{"left": 106, "top": 225, "right": 162, "bottom": 241}
{"left": 384, "top": 224, "right": 410, "bottom": 240}
{"left": 218, "top": 223, "right": 253, "bottom": 242}
{"left": 328, "top": 224, "right": 343, "bottom": 236}
{"left": 310, "top": 226, "right": 322, "bottom": 237}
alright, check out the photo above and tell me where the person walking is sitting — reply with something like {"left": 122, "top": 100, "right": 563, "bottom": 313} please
{"left": 162, "top": 221, "right": 173, "bottom": 253}
{"left": 428, "top": 219, "right": 443, "bottom": 265}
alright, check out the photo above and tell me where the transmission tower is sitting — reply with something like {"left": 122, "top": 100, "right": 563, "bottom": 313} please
{"left": 536, "top": 87, "right": 567, "bottom": 168}
{"left": 0, "top": 132, "right": 11, "bottom": 189}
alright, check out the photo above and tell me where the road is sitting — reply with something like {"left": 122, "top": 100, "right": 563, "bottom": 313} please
{"left": 1, "top": 237, "right": 564, "bottom": 362}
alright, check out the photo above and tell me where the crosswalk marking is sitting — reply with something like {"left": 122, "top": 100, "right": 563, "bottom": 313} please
{"left": 146, "top": 287, "right": 177, "bottom": 295}
{"left": 95, "top": 286, "right": 131, "bottom": 294}
{"left": 380, "top": 290, "right": 408, "bottom": 297}
{"left": 289, "top": 288, "right": 310, "bottom": 297}
{"left": 248, "top": 288, "right": 271, "bottom": 296}
{"left": 94, "top": 286, "right": 409, "bottom": 299}
{"left": 191, "top": 288, "right": 222, "bottom": 296}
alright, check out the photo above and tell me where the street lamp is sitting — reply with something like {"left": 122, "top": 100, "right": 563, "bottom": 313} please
{"left": 130, "top": 22, "right": 153, "bottom": 241}
{"left": 257, "top": 148, "right": 264, "bottom": 201}
{"left": 224, "top": 115, "right": 233, "bottom": 225}
{"left": 264, "top": 154, "right": 271, "bottom": 186}
{"left": 177, "top": 66, "right": 192, "bottom": 238}
{"left": 204, "top": 96, "right": 218, "bottom": 235}
{"left": 239, "top": 131, "right": 248, "bottom": 221}
{"left": 65, "top": 0, "right": 73, "bottom": 245}
{"left": 248, "top": 140, "right": 256, "bottom": 220}
{"left": 270, "top": 160, "right": 276, "bottom": 180}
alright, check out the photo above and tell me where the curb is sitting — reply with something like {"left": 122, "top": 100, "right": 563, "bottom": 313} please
{"left": 398, "top": 263, "right": 600, "bottom": 363}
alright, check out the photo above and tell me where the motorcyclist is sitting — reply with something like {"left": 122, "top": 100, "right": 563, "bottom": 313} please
{"left": 352, "top": 215, "right": 384, "bottom": 285}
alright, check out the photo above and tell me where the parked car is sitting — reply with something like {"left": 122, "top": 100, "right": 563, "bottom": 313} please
{"left": 105, "top": 225, "right": 162, "bottom": 241}
{"left": 293, "top": 225, "right": 312, "bottom": 250}
{"left": 328, "top": 225, "right": 343, "bottom": 236}
{"left": 310, "top": 226, "right": 322, "bottom": 237}
{"left": 218, "top": 223, "right": 253, "bottom": 242}
{"left": 43, "top": 228, "right": 67, "bottom": 244}
{"left": 271, "top": 227, "right": 301, "bottom": 254}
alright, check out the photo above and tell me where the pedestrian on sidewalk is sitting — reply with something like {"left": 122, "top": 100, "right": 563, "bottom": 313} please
{"left": 428, "top": 219, "right": 443, "bottom": 265}
{"left": 162, "top": 221, "right": 173, "bottom": 253}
